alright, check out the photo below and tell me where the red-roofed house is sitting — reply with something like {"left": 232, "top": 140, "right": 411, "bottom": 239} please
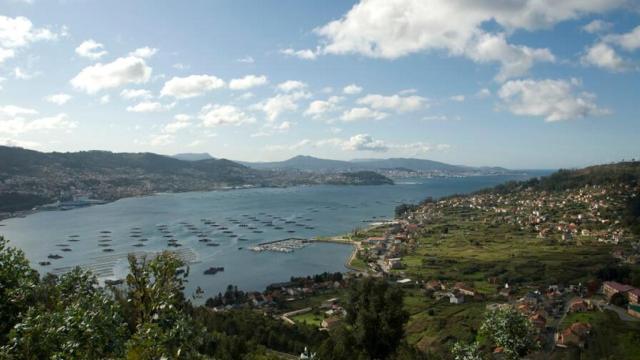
{"left": 603, "top": 281, "right": 635, "bottom": 300}
{"left": 555, "top": 322, "right": 592, "bottom": 348}
{"left": 627, "top": 288, "right": 640, "bottom": 305}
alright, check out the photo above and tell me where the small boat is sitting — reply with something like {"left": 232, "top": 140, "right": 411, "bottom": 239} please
{"left": 61, "top": 248, "right": 72, "bottom": 252}
{"left": 203, "top": 266, "right": 224, "bottom": 275}
{"left": 99, "top": 230, "right": 111, "bottom": 234}
{"left": 133, "top": 244, "right": 145, "bottom": 247}
{"left": 103, "top": 248, "right": 114, "bottom": 252}
{"left": 38, "top": 261, "right": 51, "bottom": 266}
{"left": 252, "top": 230, "right": 263, "bottom": 233}
{"left": 68, "top": 239, "right": 80, "bottom": 242}
{"left": 206, "top": 242, "right": 220, "bottom": 247}
{"left": 47, "top": 254, "right": 63, "bottom": 259}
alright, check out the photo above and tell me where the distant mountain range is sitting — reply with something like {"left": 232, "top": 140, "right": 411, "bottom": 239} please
{"left": 239, "top": 155, "right": 511, "bottom": 175}
{"left": 0, "top": 147, "right": 393, "bottom": 213}
{"left": 171, "top": 153, "right": 215, "bottom": 161}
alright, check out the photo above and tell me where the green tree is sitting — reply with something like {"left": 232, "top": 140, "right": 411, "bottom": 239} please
{"left": 451, "top": 341, "right": 483, "bottom": 360}
{"left": 344, "top": 277, "right": 409, "bottom": 359}
{"left": 479, "top": 307, "right": 538, "bottom": 360}
{"left": 122, "top": 252, "right": 204, "bottom": 359}
{"left": 611, "top": 292, "right": 628, "bottom": 307}
{"left": 2, "top": 268, "right": 127, "bottom": 359}
{"left": 0, "top": 236, "right": 39, "bottom": 344}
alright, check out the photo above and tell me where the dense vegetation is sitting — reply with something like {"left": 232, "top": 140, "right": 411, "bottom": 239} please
{"left": 0, "top": 236, "right": 417, "bottom": 359}
{"left": 0, "top": 193, "right": 52, "bottom": 212}
{"left": 0, "top": 146, "right": 394, "bottom": 213}
{"left": 483, "top": 161, "right": 640, "bottom": 195}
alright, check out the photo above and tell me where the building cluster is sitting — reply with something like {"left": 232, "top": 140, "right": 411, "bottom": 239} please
{"left": 408, "top": 183, "right": 639, "bottom": 248}
{"left": 356, "top": 221, "right": 423, "bottom": 273}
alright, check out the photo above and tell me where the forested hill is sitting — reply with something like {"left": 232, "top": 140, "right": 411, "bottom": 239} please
{"left": 0, "top": 146, "right": 394, "bottom": 213}
{"left": 480, "top": 161, "right": 640, "bottom": 195}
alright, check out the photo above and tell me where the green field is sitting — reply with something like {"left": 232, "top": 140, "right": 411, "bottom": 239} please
{"left": 290, "top": 311, "right": 324, "bottom": 327}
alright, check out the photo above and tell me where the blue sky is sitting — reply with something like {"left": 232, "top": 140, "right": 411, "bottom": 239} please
{"left": 0, "top": 0, "right": 639, "bottom": 169}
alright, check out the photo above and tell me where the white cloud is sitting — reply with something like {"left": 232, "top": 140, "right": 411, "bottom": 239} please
{"left": 265, "top": 139, "right": 312, "bottom": 151}
{"left": 340, "top": 107, "right": 387, "bottom": 122}
{"left": 343, "top": 134, "right": 388, "bottom": 152}
{"left": 356, "top": 93, "right": 426, "bottom": 112}
{"left": 149, "top": 133, "right": 174, "bottom": 146}
{"left": 120, "top": 88, "right": 153, "bottom": 100}
{"left": 229, "top": 74, "right": 268, "bottom": 90}
{"left": 450, "top": 95, "right": 465, "bottom": 102}
{"left": 313, "top": 0, "right": 621, "bottom": 80}
{"left": 581, "top": 42, "right": 628, "bottom": 72}
{"left": 71, "top": 55, "right": 152, "bottom": 94}
{"left": 280, "top": 48, "right": 317, "bottom": 60}
{"left": 277, "top": 80, "right": 307, "bottom": 92}
{"left": 44, "top": 93, "right": 72, "bottom": 105}
{"left": 162, "top": 114, "right": 191, "bottom": 133}
{"left": 172, "top": 63, "right": 189, "bottom": 70}
{"left": 75, "top": 39, "right": 107, "bottom": 60}
{"left": 252, "top": 91, "right": 310, "bottom": 121}
{"left": 343, "top": 84, "right": 362, "bottom": 95}
{"left": 199, "top": 104, "right": 256, "bottom": 127}
{"left": 237, "top": 56, "right": 255, "bottom": 64}
{"left": 464, "top": 32, "right": 555, "bottom": 81}
{"left": 0, "top": 48, "right": 15, "bottom": 64}
{"left": 160, "top": 74, "right": 225, "bottom": 99}
{"left": 582, "top": 25, "right": 640, "bottom": 72}
{"left": 238, "top": 92, "right": 254, "bottom": 100}
{"left": 0, "top": 105, "right": 38, "bottom": 117}
{"left": 0, "top": 111, "right": 76, "bottom": 135}
{"left": 475, "top": 88, "right": 491, "bottom": 98}
{"left": 99, "top": 95, "right": 110, "bottom": 104}
{"left": 304, "top": 96, "right": 343, "bottom": 118}
{"left": 498, "top": 78, "right": 609, "bottom": 122}
{"left": 0, "top": 15, "right": 59, "bottom": 59}
{"left": 0, "top": 137, "right": 40, "bottom": 148}
{"left": 582, "top": 20, "right": 613, "bottom": 34}
{"left": 604, "top": 25, "right": 640, "bottom": 51}
{"left": 13, "top": 66, "right": 38, "bottom": 79}
{"left": 422, "top": 114, "right": 461, "bottom": 122}
{"left": 129, "top": 46, "right": 157, "bottom": 58}
{"left": 126, "top": 101, "right": 173, "bottom": 113}
{"left": 276, "top": 121, "right": 291, "bottom": 130}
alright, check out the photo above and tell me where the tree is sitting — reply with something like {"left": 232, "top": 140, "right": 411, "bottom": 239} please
{"left": 479, "top": 307, "right": 538, "bottom": 360}
{"left": 451, "top": 341, "right": 483, "bottom": 360}
{"left": 121, "top": 252, "right": 204, "bottom": 359}
{"left": 2, "top": 268, "right": 128, "bottom": 359}
{"left": 343, "top": 277, "right": 409, "bottom": 359}
{"left": 611, "top": 292, "right": 628, "bottom": 307}
{"left": 0, "top": 236, "right": 39, "bottom": 344}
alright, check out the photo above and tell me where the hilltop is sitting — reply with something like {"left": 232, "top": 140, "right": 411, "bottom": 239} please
{"left": 0, "top": 146, "right": 393, "bottom": 214}
{"left": 240, "top": 155, "right": 513, "bottom": 177}
{"left": 171, "top": 153, "right": 215, "bottom": 161}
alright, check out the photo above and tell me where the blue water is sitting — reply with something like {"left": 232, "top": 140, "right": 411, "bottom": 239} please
{"left": 0, "top": 174, "right": 545, "bottom": 300}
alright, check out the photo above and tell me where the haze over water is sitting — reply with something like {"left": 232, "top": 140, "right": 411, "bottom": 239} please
{"left": 0, "top": 175, "right": 542, "bottom": 300}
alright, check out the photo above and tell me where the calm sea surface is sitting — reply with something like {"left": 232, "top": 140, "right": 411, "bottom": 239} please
{"left": 0, "top": 174, "right": 547, "bottom": 300}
